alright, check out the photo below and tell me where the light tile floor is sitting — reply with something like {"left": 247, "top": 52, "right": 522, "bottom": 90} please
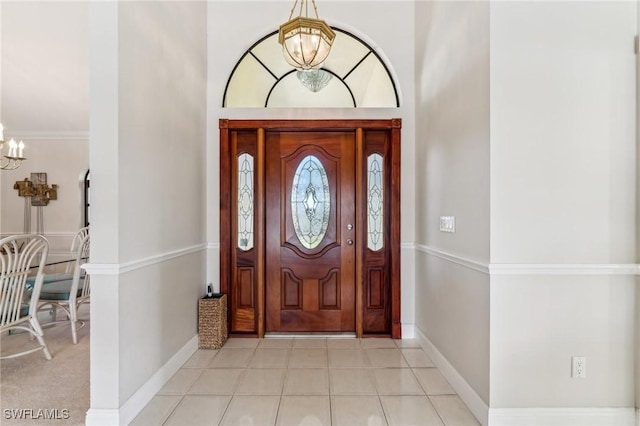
{"left": 131, "top": 337, "right": 480, "bottom": 426}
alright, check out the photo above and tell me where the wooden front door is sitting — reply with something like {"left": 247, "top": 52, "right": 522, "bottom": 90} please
{"left": 265, "top": 132, "right": 356, "bottom": 332}
{"left": 219, "top": 119, "right": 402, "bottom": 338}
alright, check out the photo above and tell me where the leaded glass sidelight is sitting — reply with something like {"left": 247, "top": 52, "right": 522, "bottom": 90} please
{"left": 291, "top": 155, "right": 330, "bottom": 249}
{"left": 237, "top": 153, "right": 254, "bottom": 251}
{"left": 367, "top": 154, "right": 384, "bottom": 251}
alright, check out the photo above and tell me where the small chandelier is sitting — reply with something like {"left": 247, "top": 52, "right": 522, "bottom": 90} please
{"left": 278, "top": 0, "right": 336, "bottom": 70}
{"left": 297, "top": 69, "right": 332, "bottom": 92}
{"left": 0, "top": 123, "right": 26, "bottom": 171}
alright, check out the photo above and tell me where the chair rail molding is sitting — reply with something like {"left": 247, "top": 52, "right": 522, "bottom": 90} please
{"left": 415, "top": 244, "right": 490, "bottom": 274}
{"left": 414, "top": 244, "right": 640, "bottom": 277}
{"left": 489, "top": 263, "right": 640, "bottom": 276}
{"left": 82, "top": 243, "right": 207, "bottom": 275}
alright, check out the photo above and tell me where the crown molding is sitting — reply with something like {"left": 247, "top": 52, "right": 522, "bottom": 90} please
{"left": 5, "top": 131, "right": 89, "bottom": 141}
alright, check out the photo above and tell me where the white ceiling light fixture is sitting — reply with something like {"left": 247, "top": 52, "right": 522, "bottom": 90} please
{"left": 0, "top": 123, "right": 26, "bottom": 171}
{"left": 278, "top": 0, "right": 336, "bottom": 70}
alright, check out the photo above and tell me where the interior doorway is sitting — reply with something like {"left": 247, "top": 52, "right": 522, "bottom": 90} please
{"left": 219, "top": 119, "right": 402, "bottom": 338}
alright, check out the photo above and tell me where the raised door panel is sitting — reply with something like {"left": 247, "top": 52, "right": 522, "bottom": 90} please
{"left": 266, "top": 131, "right": 356, "bottom": 333}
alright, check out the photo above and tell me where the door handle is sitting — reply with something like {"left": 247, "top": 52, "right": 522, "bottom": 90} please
{"left": 346, "top": 239, "right": 354, "bottom": 245}
{"left": 347, "top": 224, "right": 353, "bottom": 231}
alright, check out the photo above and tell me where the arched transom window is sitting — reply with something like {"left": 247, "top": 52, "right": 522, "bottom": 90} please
{"left": 223, "top": 28, "right": 399, "bottom": 108}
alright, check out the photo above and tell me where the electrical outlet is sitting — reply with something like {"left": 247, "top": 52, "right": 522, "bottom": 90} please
{"left": 572, "top": 356, "right": 586, "bottom": 378}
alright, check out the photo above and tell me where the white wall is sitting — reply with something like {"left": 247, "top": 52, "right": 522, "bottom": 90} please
{"left": 0, "top": 2, "right": 88, "bottom": 132}
{"left": 0, "top": 1, "right": 89, "bottom": 258}
{"left": 87, "top": 2, "right": 207, "bottom": 424}
{"left": 206, "top": 0, "right": 417, "bottom": 330}
{"left": 636, "top": 0, "right": 640, "bottom": 415}
{"left": 415, "top": 1, "right": 638, "bottom": 423}
{"left": 1, "top": 138, "right": 88, "bottom": 236}
{"left": 489, "top": 0, "right": 637, "bottom": 414}
{"left": 414, "top": 0, "right": 491, "bottom": 411}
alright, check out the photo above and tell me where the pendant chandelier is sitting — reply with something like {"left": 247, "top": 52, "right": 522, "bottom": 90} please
{"left": 278, "top": 0, "right": 336, "bottom": 70}
{"left": 0, "top": 123, "right": 26, "bottom": 171}
{"left": 297, "top": 69, "right": 332, "bottom": 92}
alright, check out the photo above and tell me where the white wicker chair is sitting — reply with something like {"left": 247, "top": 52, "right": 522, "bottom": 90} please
{"left": 0, "top": 234, "right": 52, "bottom": 360}
{"left": 37, "top": 231, "right": 90, "bottom": 345}
{"left": 64, "top": 226, "right": 89, "bottom": 275}
{"left": 26, "top": 226, "right": 90, "bottom": 290}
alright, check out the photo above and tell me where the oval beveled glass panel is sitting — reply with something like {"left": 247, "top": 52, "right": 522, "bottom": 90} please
{"left": 291, "top": 155, "right": 330, "bottom": 249}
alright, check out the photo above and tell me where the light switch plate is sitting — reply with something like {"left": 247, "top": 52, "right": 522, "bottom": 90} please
{"left": 439, "top": 216, "right": 455, "bottom": 233}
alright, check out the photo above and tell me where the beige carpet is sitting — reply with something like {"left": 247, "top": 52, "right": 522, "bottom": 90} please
{"left": 0, "top": 306, "right": 90, "bottom": 426}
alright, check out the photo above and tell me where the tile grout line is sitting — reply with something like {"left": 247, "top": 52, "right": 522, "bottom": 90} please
{"left": 148, "top": 339, "right": 476, "bottom": 425}
{"left": 427, "top": 394, "right": 448, "bottom": 426}
{"left": 161, "top": 351, "right": 214, "bottom": 426}
{"left": 214, "top": 395, "right": 232, "bottom": 426}
{"left": 377, "top": 394, "right": 391, "bottom": 426}
{"left": 160, "top": 394, "right": 186, "bottom": 426}
{"left": 401, "top": 345, "right": 453, "bottom": 425}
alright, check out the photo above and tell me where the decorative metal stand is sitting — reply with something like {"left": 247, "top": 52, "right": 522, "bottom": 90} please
{"left": 13, "top": 173, "right": 58, "bottom": 234}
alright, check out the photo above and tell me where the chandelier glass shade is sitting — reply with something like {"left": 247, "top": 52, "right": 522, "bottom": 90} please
{"left": 0, "top": 123, "right": 26, "bottom": 171}
{"left": 297, "top": 69, "right": 332, "bottom": 92}
{"left": 278, "top": 0, "right": 335, "bottom": 70}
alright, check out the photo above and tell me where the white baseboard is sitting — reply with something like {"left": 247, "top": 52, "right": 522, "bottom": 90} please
{"left": 488, "top": 408, "right": 637, "bottom": 426}
{"left": 120, "top": 335, "right": 198, "bottom": 425}
{"left": 414, "top": 328, "right": 639, "bottom": 426}
{"left": 85, "top": 335, "right": 198, "bottom": 426}
{"left": 415, "top": 327, "right": 489, "bottom": 426}
{"left": 85, "top": 409, "right": 120, "bottom": 426}
{"left": 401, "top": 323, "right": 415, "bottom": 338}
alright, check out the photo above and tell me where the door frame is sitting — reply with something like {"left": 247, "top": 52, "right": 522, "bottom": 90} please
{"left": 219, "top": 119, "right": 402, "bottom": 338}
